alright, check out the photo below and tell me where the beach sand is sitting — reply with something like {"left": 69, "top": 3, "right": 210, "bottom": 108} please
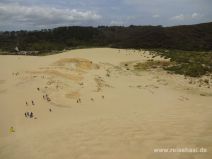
{"left": 0, "top": 48, "right": 212, "bottom": 159}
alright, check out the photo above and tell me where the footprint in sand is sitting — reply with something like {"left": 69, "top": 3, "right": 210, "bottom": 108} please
{"left": 156, "top": 79, "right": 168, "bottom": 86}
{"left": 200, "top": 92, "right": 212, "bottom": 97}
{"left": 49, "top": 102, "right": 71, "bottom": 108}
{"left": 178, "top": 96, "right": 189, "bottom": 101}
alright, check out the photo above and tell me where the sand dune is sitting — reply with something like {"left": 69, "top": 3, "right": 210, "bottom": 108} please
{"left": 0, "top": 48, "right": 212, "bottom": 159}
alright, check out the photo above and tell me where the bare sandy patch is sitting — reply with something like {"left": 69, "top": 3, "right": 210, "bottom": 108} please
{"left": 0, "top": 80, "right": 6, "bottom": 84}
{"left": 27, "top": 70, "right": 83, "bottom": 82}
{"left": 66, "top": 91, "right": 80, "bottom": 99}
{"left": 52, "top": 58, "right": 99, "bottom": 71}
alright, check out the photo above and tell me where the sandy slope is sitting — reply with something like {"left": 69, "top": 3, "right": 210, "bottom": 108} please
{"left": 0, "top": 48, "right": 212, "bottom": 159}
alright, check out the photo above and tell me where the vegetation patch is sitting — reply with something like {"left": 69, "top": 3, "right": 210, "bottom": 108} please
{"left": 134, "top": 60, "right": 172, "bottom": 71}
{"left": 149, "top": 49, "right": 212, "bottom": 77}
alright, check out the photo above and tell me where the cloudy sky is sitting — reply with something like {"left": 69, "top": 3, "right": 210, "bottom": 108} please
{"left": 0, "top": 0, "right": 211, "bottom": 31}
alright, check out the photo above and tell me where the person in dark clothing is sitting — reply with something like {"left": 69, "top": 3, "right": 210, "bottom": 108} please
{"left": 30, "top": 112, "right": 33, "bottom": 118}
{"left": 47, "top": 97, "right": 51, "bottom": 102}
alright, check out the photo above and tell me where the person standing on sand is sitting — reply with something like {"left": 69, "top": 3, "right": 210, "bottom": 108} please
{"left": 46, "top": 94, "right": 51, "bottom": 101}
{"left": 9, "top": 127, "right": 15, "bottom": 133}
{"left": 32, "top": 100, "right": 35, "bottom": 106}
{"left": 30, "top": 112, "right": 33, "bottom": 118}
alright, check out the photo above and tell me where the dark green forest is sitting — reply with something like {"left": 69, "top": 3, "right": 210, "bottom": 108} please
{"left": 0, "top": 22, "right": 212, "bottom": 53}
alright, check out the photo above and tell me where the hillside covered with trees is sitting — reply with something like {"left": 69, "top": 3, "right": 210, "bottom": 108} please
{"left": 0, "top": 22, "right": 212, "bottom": 53}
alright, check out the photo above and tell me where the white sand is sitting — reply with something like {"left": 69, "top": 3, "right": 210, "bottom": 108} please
{"left": 0, "top": 48, "right": 212, "bottom": 159}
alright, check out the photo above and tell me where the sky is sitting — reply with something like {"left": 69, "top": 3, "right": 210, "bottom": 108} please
{"left": 0, "top": 0, "right": 211, "bottom": 31}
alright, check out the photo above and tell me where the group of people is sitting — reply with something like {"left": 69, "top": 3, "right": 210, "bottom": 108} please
{"left": 25, "top": 100, "right": 35, "bottom": 118}
{"left": 43, "top": 94, "right": 53, "bottom": 112}
{"left": 77, "top": 98, "right": 81, "bottom": 103}
{"left": 43, "top": 94, "right": 51, "bottom": 102}
{"left": 23, "top": 88, "right": 53, "bottom": 120}
{"left": 90, "top": 95, "right": 104, "bottom": 102}
{"left": 38, "top": 87, "right": 51, "bottom": 102}
{"left": 26, "top": 100, "right": 35, "bottom": 106}
{"left": 24, "top": 112, "right": 34, "bottom": 118}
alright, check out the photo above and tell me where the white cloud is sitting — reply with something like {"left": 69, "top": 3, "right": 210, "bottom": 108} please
{"left": 171, "top": 12, "right": 203, "bottom": 21}
{"left": 0, "top": 0, "right": 210, "bottom": 30}
{"left": 191, "top": 12, "right": 201, "bottom": 19}
{"left": 0, "top": 3, "right": 101, "bottom": 28}
{"left": 171, "top": 14, "right": 185, "bottom": 21}
{"left": 152, "top": 14, "right": 160, "bottom": 18}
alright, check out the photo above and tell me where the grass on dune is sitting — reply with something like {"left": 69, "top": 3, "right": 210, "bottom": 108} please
{"left": 149, "top": 49, "right": 212, "bottom": 77}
